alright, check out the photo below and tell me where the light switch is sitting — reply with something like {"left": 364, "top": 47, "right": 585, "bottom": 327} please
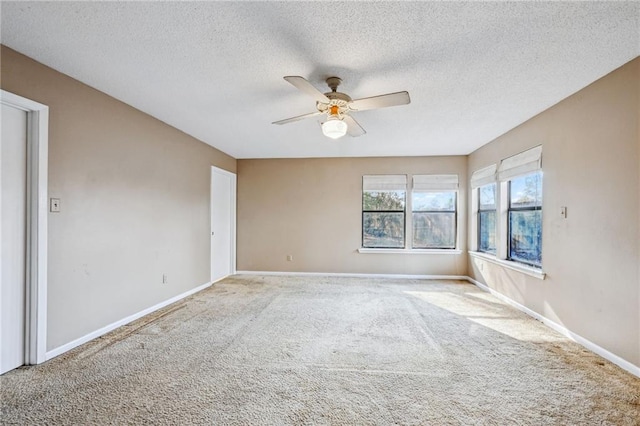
{"left": 50, "top": 198, "right": 61, "bottom": 213}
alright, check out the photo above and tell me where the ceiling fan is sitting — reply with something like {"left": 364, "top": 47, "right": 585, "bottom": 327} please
{"left": 272, "top": 76, "right": 411, "bottom": 139}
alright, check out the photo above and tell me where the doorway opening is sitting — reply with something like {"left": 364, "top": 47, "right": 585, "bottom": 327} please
{"left": 0, "top": 90, "right": 48, "bottom": 373}
{"left": 210, "top": 166, "right": 236, "bottom": 283}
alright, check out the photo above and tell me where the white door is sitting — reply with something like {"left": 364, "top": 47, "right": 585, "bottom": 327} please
{"left": 1, "top": 103, "right": 27, "bottom": 374}
{"left": 210, "top": 167, "right": 236, "bottom": 283}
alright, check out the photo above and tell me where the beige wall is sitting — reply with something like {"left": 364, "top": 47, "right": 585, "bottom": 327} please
{"left": 3, "top": 43, "right": 637, "bottom": 370}
{"left": 237, "top": 156, "right": 468, "bottom": 275}
{"left": 467, "top": 58, "right": 640, "bottom": 366}
{"left": 1, "top": 46, "right": 236, "bottom": 351}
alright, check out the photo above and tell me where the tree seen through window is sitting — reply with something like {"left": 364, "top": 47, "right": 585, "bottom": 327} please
{"left": 508, "top": 172, "right": 542, "bottom": 266}
{"left": 362, "top": 191, "right": 405, "bottom": 248}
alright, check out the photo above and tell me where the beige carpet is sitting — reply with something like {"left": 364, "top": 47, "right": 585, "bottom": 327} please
{"left": 1, "top": 275, "right": 639, "bottom": 425}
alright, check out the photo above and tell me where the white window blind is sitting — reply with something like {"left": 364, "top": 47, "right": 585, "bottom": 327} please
{"left": 498, "top": 145, "right": 542, "bottom": 181}
{"left": 470, "top": 164, "right": 497, "bottom": 188}
{"left": 413, "top": 174, "right": 459, "bottom": 191}
{"left": 362, "top": 175, "right": 407, "bottom": 191}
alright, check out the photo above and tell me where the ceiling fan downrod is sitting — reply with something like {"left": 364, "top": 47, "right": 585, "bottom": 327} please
{"left": 326, "top": 76, "right": 342, "bottom": 92}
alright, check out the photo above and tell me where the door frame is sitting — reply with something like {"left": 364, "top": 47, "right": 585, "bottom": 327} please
{"left": 210, "top": 166, "right": 236, "bottom": 283}
{"left": 1, "top": 90, "right": 48, "bottom": 365}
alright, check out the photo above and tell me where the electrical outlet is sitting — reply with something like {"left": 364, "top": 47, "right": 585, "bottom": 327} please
{"left": 162, "top": 274, "right": 168, "bottom": 284}
{"left": 286, "top": 255, "right": 293, "bottom": 261}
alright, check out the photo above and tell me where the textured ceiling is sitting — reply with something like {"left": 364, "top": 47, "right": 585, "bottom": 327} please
{"left": 1, "top": 2, "right": 638, "bottom": 159}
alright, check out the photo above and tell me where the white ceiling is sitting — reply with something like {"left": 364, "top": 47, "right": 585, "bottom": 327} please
{"left": 1, "top": 2, "right": 638, "bottom": 159}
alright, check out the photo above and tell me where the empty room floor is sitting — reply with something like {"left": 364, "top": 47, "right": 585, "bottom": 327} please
{"left": 1, "top": 275, "right": 639, "bottom": 425}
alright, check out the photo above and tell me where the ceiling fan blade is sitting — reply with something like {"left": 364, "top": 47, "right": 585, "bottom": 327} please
{"left": 272, "top": 111, "right": 323, "bottom": 125}
{"left": 344, "top": 115, "right": 366, "bottom": 137}
{"left": 284, "top": 76, "right": 330, "bottom": 103}
{"left": 350, "top": 91, "right": 410, "bottom": 112}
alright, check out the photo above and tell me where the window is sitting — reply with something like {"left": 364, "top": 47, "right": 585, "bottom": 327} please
{"left": 470, "top": 146, "right": 543, "bottom": 275}
{"left": 413, "top": 191, "right": 456, "bottom": 249}
{"left": 477, "top": 183, "right": 496, "bottom": 254}
{"left": 471, "top": 164, "right": 498, "bottom": 255}
{"left": 362, "top": 175, "right": 406, "bottom": 248}
{"left": 508, "top": 171, "right": 542, "bottom": 266}
{"left": 362, "top": 191, "right": 405, "bottom": 248}
{"left": 412, "top": 174, "right": 458, "bottom": 250}
{"left": 361, "top": 174, "right": 458, "bottom": 250}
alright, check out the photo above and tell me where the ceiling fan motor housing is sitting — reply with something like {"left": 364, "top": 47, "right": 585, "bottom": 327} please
{"left": 324, "top": 91, "right": 352, "bottom": 102}
{"left": 318, "top": 78, "right": 351, "bottom": 117}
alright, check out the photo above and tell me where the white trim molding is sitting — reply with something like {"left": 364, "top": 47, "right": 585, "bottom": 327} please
{"left": 467, "top": 277, "right": 639, "bottom": 378}
{"left": 1, "top": 90, "right": 49, "bottom": 365}
{"left": 469, "top": 250, "right": 546, "bottom": 280}
{"left": 236, "top": 270, "right": 468, "bottom": 281}
{"left": 210, "top": 166, "right": 237, "bottom": 282}
{"left": 42, "top": 270, "right": 639, "bottom": 380}
{"left": 46, "top": 281, "right": 212, "bottom": 361}
{"left": 212, "top": 274, "right": 232, "bottom": 284}
{"left": 238, "top": 270, "right": 638, "bottom": 378}
{"left": 358, "top": 248, "right": 462, "bottom": 255}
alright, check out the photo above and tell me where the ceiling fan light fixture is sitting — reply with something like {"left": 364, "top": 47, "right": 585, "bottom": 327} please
{"left": 321, "top": 116, "right": 348, "bottom": 139}
{"left": 274, "top": 75, "right": 409, "bottom": 139}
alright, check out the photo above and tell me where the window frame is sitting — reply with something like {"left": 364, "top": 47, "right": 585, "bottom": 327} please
{"left": 360, "top": 174, "right": 459, "bottom": 252}
{"left": 470, "top": 147, "right": 544, "bottom": 277}
{"left": 477, "top": 183, "right": 497, "bottom": 255}
{"left": 506, "top": 172, "right": 543, "bottom": 268}
{"left": 361, "top": 190, "right": 407, "bottom": 249}
{"left": 411, "top": 190, "right": 458, "bottom": 250}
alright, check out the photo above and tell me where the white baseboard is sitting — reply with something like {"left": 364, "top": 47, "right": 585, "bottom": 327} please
{"left": 236, "top": 270, "right": 468, "bottom": 281}
{"left": 212, "top": 274, "right": 232, "bottom": 284}
{"left": 239, "top": 270, "right": 639, "bottom": 378}
{"left": 45, "top": 281, "right": 212, "bottom": 361}
{"left": 467, "top": 277, "right": 640, "bottom": 378}
{"left": 43, "top": 271, "right": 639, "bottom": 380}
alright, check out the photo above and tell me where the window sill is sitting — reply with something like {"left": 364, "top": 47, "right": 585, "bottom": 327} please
{"left": 468, "top": 251, "right": 546, "bottom": 280}
{"left": 358, "top": 248, "right": 462, "bottom": 255}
